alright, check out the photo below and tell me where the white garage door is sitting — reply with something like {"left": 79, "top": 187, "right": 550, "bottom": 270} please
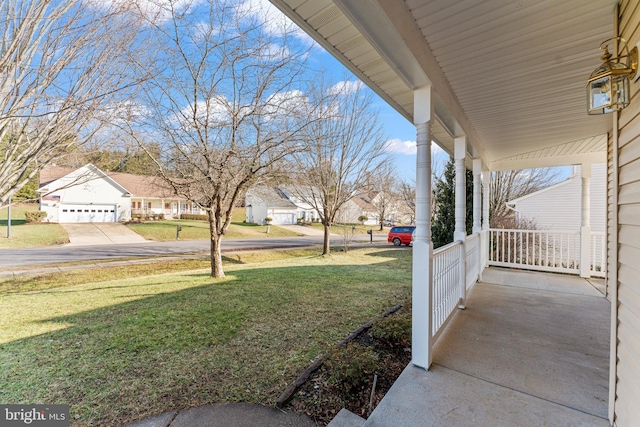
{"left": 272, "top": 213, "right": 294, "bottom": 224}
{"left": 59, "top": 204, "right": 117, "bottom": 223}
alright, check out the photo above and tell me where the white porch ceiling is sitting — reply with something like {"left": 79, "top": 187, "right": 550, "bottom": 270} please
{"left": 270, "top": 0, "right": 617, "bottom": 170}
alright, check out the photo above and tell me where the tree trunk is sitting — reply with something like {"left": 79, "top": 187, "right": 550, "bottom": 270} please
{"left": 323, "top": 222, "right": 331, "bottom": 255}
{"left": 208, "top": 211, "right": 225, "bottom": 278}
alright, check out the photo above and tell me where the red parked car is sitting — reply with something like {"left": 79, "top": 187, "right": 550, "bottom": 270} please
{"left": 387, "top": 226, "right": 416, "bottom": 246}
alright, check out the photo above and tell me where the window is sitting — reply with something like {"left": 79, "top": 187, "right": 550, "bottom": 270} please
{"left": 62, "top": 209, "right": 68, "bottom": 212}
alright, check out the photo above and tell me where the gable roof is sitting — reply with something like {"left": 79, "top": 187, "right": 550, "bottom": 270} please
{"left": 39, "top": 166, "right": 77, "bottom": 187}
{"left": 246, "top": 186, "right": 297, "bottom": 209}
{"left": 39, "top": 164, "right": 177, "bottom": 199}
{"left": 351, "top": 197, "right": 376, "bottom": 212}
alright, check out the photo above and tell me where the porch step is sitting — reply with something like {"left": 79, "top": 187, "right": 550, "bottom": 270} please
{"left": 327, "top": 409, "right": 366, "bottom": 427}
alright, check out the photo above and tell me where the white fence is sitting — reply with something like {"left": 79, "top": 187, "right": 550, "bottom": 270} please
{"left": 488, "top": 229, "right": 607, "bottom": 277}
{"left": 591, "top": 232, "right": 606, "bottom": 278}
{"left": 465, "top": 234, "right": 480, "bottom": 289}
{"left": 432, "top": 241, "right": 463, "bottom": 339}
{"left": 488, "top": 229, "right": 580, "bottom": 274}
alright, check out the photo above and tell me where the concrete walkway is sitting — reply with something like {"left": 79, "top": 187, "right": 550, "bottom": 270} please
{"left": 331, "top": 268, "right": 611, "bottom": 427}
{"left": 121, "top": 403, "right": 314, "bottom": 427}
{"left": 277, "top": 224, "right": 333, "bottom": 237}
{"left": 61, "top": 223, "right": 147, "bottom": 245}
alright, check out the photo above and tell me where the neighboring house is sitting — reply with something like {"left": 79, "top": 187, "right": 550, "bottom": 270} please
{"left": 38, "top": 164, "right": 203, "bottom": 223}
{"left": 245, "top": 186, "right": 298, "bottom": 225}
{"left": 506, "top": 163, "right": 606, "bottom": 233}
{"left": 336, "top": 196, "right": 378, "bottom": 225}
{"left": 277, "top": 185, "right": 320, "bottom": 223}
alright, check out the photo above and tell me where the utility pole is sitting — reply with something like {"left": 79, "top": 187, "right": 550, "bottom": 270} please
{"left": 7, "top": 196, "right": 11, "bottom": 238}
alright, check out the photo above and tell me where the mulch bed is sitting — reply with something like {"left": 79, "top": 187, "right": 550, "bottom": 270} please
{"left": 286, "top": 304, "right": 412, "bottom": 425}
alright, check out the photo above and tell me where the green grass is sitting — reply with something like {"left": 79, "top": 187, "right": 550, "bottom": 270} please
{"left": 128, "top": 219, "right": 301, "bottom": 241}
{"left": 0, "top": 203, "right": 69, "bottom": 248}
{"left": 0, "top": 247, "right": 411, "bottom": 427}
{"left": 306, "top": 223, "right": 391, "bottom": 235}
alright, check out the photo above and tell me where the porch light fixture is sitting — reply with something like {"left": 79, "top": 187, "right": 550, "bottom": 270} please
{"left": 587, "top": 37, "right": 638, "bottom": 114}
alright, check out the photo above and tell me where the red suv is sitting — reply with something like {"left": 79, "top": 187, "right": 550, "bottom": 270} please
{"left": 387, "top": 226, "right": 416, "bottom": 246}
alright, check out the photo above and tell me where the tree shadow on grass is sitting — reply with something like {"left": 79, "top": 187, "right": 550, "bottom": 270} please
{"left": 0, "top": 219, "right": 27, "bottom": 226}
{"left": 0, "top": 256, "right": 411, "bottom": 427}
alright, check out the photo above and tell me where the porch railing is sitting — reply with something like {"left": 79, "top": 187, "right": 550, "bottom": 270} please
{"left": 591, "top": 232, "right": 606, "bottom": 278}
{"left": 465, "top": 233, "right": 480, "bottom": 289}
{"left": 488, "top": 229, "right": 580, "bottom": 274}
{"left": 432, "top": 241, "right": 463, "bottom": 339}
{"left": 488, "top": 228, "right": 606, "bottom": 277}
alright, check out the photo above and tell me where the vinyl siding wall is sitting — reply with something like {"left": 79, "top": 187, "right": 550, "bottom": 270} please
{"left": 513, "top": 164, "right": 606, "bottom": 233}
{"left": 614, "top": 1, "right": 640, "bottom": 425}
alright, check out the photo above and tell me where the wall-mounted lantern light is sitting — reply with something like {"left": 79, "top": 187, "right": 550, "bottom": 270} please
{"left": 587, "top": 37, "right": 638, "bottom": 114}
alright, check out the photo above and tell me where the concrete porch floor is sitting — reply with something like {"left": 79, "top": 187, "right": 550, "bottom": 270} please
{"left": 332, "top": 267, "right": 611, "bottom": 427}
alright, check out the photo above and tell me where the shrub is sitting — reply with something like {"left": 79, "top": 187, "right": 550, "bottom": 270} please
{"left": 358, "top": 215, "right": 368, "bottom": 224}
{"left": 180, "top": 213, "right": 208, "bottom": 221}
{"left": 264, "top": 217, "right": 272, "bottom": 224}
{"left": 24, "top": 210, "right": 47, "bottom": 223}
{"left": 370, "top": 311, "right": 411, "bottom": 348}
{"left": 325, "top": 342, "right": 379, "bottom": 396}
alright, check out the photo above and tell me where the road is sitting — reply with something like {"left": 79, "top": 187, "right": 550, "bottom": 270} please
{"left": 0, "top": 235, "right": 388, "bottom": 268}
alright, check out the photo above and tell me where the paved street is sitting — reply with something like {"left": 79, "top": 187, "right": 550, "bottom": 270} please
{"left": 0, "top": 234, "right": 388, "bottom": 269}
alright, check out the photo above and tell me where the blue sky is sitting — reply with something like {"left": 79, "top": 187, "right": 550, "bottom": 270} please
{"left": 308, "top": 47, "right": 447, "bottom": 183}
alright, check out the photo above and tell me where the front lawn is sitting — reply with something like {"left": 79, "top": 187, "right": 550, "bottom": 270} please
{"left": 127, "top": 219, "right": 301, "bottom": 241}
{"left": 0, "top": 203, "right": 69, "bottom": 249}
{"left": 0, "top": 247, "right": 411, "bottom": 427}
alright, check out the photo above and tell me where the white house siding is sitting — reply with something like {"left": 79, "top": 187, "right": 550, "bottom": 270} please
{"left": 245, "top": 193, "right": 268, "bottom": 224}
{"left": 40, "top": 166, "right": 131, "bottom": 223}
{"left": 510, "top": 164, "right": 606, "bottom": 233}
{"left": 614, "top": 2, "right": 640, "bottom": 424}
{"left": 244, "top": 188, "right": 298, "bottom": 225}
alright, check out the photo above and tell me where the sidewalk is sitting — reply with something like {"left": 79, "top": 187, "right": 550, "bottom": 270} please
{"left": 121, "top": 403, "right": 314, "bottom": 427}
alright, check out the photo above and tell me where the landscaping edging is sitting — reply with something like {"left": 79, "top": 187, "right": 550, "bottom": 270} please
{"left": 276, "top": 302, "right": 404, "bottom": 407}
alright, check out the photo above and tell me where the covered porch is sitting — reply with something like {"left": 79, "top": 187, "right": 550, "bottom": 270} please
{"left": 361, "top": 267, "right": 609, "bottom": 426}
{"left": 269, "top": 0, "right": 640, "bottom": 425}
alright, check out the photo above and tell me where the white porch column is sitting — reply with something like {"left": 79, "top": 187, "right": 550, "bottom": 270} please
{"left": 480, "top": 167, "right": 490, "bottom": 279}
{"left": 454, "top": 137, "right": 467, "bottom": 242}
{"left": 482, "top": 168, "right": 490, "bottom": 231}
{"left": 412, "top": 86, "right": 434, "bottom": 370}
{"left": 580, "top": 163, "right": 592, "bottom": 278}
{"left": 472, "top": 159, "right": 482, "bottom": 234}
{"left": 454, "top": 137, "right": 467, "bottom": 308}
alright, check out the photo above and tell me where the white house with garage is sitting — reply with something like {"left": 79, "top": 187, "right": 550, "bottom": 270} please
{"left": 38, "top": 164, "right": 202, "bottom": 223}
{"left": 245, "top": 186, "right": 298, "bottom": 225}
{"left": 245, "top": 185, "right": 321, "bottom": 225}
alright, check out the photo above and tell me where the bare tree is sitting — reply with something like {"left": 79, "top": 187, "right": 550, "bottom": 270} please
{"left": 370, "top": 163, "right": 398, "bottom": 230}
{"left": 291, "top": 78, "right": 388, "bottom": 255}
{"left": 399, "top": 179, "right": 416, "bottom": 224}
{"left": 490, "top": 168, "right": 562, "bottom": 228}
{"left": 119, "top": 0, "right": 315, "bottom": 278}
{"left": 0, "top": 0, "right": 145, "bottom": 206}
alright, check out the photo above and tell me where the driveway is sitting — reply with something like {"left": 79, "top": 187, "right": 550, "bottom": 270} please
{"left": 61, "top": 223, "right": 148, "bottom": 246}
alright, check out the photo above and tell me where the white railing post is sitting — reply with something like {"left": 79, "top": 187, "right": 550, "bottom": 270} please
{"left": 580, "top": 164, "right": 592, "bottom": 278}
{"left": 480, "top": 168, "right": 490, "bottom": 280}
{"left": 412, "top": 86, "right": 434, "bottom": 370}
{"left": 454, "top": 137, "right": 467, "bottom": 308}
